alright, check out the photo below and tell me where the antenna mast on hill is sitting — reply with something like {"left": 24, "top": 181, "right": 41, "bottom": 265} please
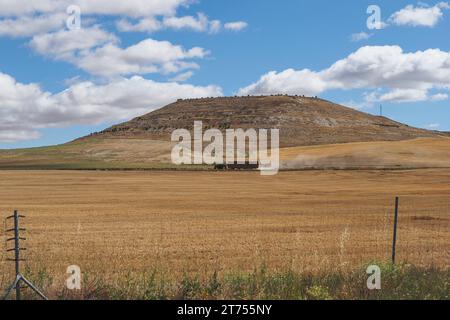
{"left": 3, "top": 210, "right": 47, "bottom": 300}
{"left": 379, "top": 105, "right": 383, "bottom": 117}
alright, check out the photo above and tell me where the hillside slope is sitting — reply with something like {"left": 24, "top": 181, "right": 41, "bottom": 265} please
{"left": 93, "top": 95, "right": 438, "bottom": 147}
{"left": 281, "top": 137, "right": 450, "bottom": 169}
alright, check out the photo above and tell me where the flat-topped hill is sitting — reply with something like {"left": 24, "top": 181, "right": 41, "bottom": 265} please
{"left": 93, "top": 95, "right": 438, "bottom": 147}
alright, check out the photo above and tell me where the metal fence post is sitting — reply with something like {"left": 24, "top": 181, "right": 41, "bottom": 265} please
{"left": 13, "top": 210, "right": 21, "bottom": 300}
{"left": 3, "top": 210, "right": 48, "bottom": 300}
{"left": 392, "top": 197, "right": 399, "bottom": 264}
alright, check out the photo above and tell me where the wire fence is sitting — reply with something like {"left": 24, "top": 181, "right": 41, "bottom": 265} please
{"left": 1, "top": 194, "right": 448, "bottom": 294}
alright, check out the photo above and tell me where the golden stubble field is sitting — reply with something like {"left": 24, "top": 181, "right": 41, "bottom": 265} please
{"left": 0, "top": 169, "right": 448, "bottom": 287}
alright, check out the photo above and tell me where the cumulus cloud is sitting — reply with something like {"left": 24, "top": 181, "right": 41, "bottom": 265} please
{"left": 117, "top": 13, "right": 245, "bottom": 34}
{"left": 29, "top": 27, "right": 118, "bottom": 60}
{"left": 0, "top": 72, "right": 223, "bottom": 142}
{"left": 163, "top": 13, "right": 221, "bottom": 33}
{"left": 0, "top": 0, "right": 190, "bottom": 17}
{"left": 116, "top": 17, "right": 163, "bottom": 33}
{"left": 239, "top": 69, "right": 327, "bottom": 97}
{"left": 76, "top": 38, "right": 208, "bottom": 77}
{"left": 0, "top": 0, "right": 63, "bottom": 16}
{"left": 0, "top": 130, "right": 42, "bottom": 143}
{"left": 389, "top": 2, "right": 450, "bottom": 27}
{"left": 430, "top": 93, "right": 449, "bottom": 100}
{"left": 0, "top": 13, "right": 65, "bottom": 37}
{"left": 0, "top": 0, "right": 193, "bottom": 37}
{"left": 224, "top": 21, "right": 248, "bottom": 31}
{"left": 238, "top": 46, "right": 450, "bottom": 103}
{"left": 366, "top": 89, "right": 449, "bottom": 103}
{"left": 75, "top": 0, "right": 190, "bottom": 17}
{"left": 0, "top": 71, "right": 57, "bottom": 142}
{"left": 28, "top": 29, "right": 208, "bottom": 77}
{"left": 117, "top": 13, "right": 217, "bottom": 33}
{"left": 366, "top": 89, "right": 429, "bottom": 103}
{"left": 1, "top": 2, "right": 229, "bottom": 78}
{"left": 1, "top": 1, "right": 245, "bottom": 79}
{"left": 0, "top": 1, "right": 238, "bottom": 36}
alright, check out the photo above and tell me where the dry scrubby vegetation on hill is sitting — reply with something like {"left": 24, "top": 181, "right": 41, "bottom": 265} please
{"left": 97, "top": 95, "right": 439, "bottom": 147}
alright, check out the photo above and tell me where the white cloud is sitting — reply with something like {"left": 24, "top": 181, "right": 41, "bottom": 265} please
{"left": 0, "top": 72, "right": 223, "bottom": 142}
{"left": 117, "top": 13, "right": 224, "bottom": 34}
{"left": 0, "top": 1, "right": 192, "bottom": 37}
{"left": 0, "top": 130, "right": 41, "bottom": 143}
{"left": 0, "top": 0, "right": 190, "bottom": 18}
{"left": 368, "top": 88, "right": 430, "bottom": 103}
{"left": 389, "top": 2, "right": 450, "bottom": 27}
{"left": 116, "top": 17, "right": 163, "bottom": 33}
{"left": 0, "top": 13, "right": 65, "bottom": 37}
{"left": 430, "top": 93, "right": 449, "bottom": 100}
{"left": 239, "top": 68, "right": 327, "bottom": 97}
{"left": 74, "top": 0, "right": 190, "bottom": 18}
{"left": 29, "top": 30, "right": 208, "bottom": 77}
{"left": 29, "top": 27, "right": 118, "bottom": 60}
{"left": 76, "top": 38, "right": 208, "bottom": 77}
{"left": 0, "top": 71, "right": 57, "bottom": 142}
{"left": 0, "top": 1, "right": 225, "bottom": 36}
{"left": 53, "top": 76, "right": 223, "bottom": 121}
{"left": 238, "top": 46, "right": 450, "bottom": 103}
{"left": 350, "top": 32, "right": 372, "bottom": 42}
{"left": 0, "top": 0, "right": 240, "bottom": 82}
{"left": 224, "top": 21, "right": 248, "bottom": 31}
{"left": 0, "top": 0, "right": 63, "bottom": 16}
{"left": 163, "top": 13, "right": 216, "bottom": 33}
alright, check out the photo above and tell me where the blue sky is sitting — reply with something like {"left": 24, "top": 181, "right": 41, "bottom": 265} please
{"left": 0, "top": 0, "right": 449, "bottom": 148}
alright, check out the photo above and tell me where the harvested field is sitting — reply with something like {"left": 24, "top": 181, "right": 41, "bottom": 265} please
{"left": 281, "top": 137, "right": 450, "bottom": 169}
{"left": 0, "top": 169, "right": 448, "bottom": 292}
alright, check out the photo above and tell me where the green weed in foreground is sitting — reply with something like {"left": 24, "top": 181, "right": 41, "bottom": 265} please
{"left": 3, "top": 262, "right": 449, "bottom": 300}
